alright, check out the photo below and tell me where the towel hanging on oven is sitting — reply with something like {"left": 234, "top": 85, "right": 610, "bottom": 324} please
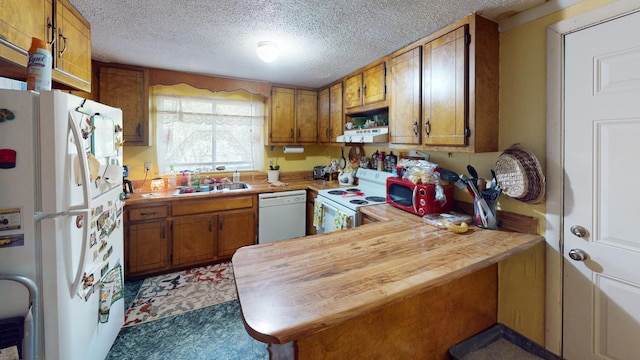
{"left": 313, "top": 198, "right": 324, "bottom": 231}
{"left": 333, "top": 210, "right": 351, "bottom": 231}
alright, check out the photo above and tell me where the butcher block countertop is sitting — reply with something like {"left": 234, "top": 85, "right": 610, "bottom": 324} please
{"left": 232, "top": 212, "right": 544, "bottom": 344}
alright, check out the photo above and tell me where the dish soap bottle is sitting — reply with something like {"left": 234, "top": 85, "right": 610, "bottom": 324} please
{"left": 168, "top": 165, "right": 177, "bottom": 189}
{"left": 181, "top": 171, "right": 188, "bottom": 187}
{"left": 192, "top": 169, "right": 200, "bottom": 187}
{"left": 233, "top": 170, "right": 240, "bottom": 183}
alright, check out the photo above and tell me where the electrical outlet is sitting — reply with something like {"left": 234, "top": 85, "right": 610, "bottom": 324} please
{"left": 144, "top": 162, "right": 152, "bottom": 171}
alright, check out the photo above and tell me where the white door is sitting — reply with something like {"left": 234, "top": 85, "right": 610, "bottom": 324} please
{"left": 563, "top": 10, "right": 640, "bottom": 360}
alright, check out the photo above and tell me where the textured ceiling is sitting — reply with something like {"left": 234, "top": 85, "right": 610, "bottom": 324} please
{"left": 69, "top": 0, "right": 546, "bottom": 88}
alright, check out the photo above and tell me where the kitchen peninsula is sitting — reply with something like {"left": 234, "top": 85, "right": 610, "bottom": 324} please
{"left": 232, "top": 207, "right": 543, "bottom": 360}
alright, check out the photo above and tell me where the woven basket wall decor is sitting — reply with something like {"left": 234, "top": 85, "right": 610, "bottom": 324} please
{"left": 495, "top": 144, "right": 546, "bottom": 203}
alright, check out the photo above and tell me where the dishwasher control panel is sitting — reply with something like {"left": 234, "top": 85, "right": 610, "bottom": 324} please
{"left": 282, "top": 195, "right": 305, "bottom": 204}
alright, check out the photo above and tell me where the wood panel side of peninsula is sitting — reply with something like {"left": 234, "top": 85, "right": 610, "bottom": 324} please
{"left": 233, "top": 218, "right": 543, "bottom": 359}
{"left": 296, "top": 265, "right": 497, "bottom": 360}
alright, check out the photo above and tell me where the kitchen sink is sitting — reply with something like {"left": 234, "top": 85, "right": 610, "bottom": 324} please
{"left": 172, "top": 182, "right": 252, "bottom": 196}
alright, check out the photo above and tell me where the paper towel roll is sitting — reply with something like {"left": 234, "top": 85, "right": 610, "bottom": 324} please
{"left": 283, "top": 146, "right": 304, "bottom": 154}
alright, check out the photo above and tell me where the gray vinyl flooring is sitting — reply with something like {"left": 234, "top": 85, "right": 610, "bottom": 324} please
{"left": 106, "top": 279, "right": 268, "bottom": 360}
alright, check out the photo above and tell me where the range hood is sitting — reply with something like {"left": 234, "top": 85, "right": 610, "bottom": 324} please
{"left": 336, "top": 128, "right": 389, "bottom": 144}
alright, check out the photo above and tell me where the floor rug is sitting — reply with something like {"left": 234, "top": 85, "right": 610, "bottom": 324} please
{"left": 124, "top": 261, "right": 237, "bottom": 327}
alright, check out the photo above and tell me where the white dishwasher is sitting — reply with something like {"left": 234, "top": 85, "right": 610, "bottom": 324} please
{"left": 258, "top": 190, "right": 307, "bottom": 243}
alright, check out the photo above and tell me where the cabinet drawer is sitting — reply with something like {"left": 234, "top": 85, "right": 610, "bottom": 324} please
{"left": 172, "top": 196, "right": 254, "bottom": 216}
{"left": 128, "top": 205, "right": 169, "bottom": 221}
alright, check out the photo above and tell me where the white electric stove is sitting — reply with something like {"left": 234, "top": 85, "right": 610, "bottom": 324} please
{"left": 315, "top": 168, "right": 395, "bottom": 233}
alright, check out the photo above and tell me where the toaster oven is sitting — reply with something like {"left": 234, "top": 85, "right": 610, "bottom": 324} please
{"left": 313, "top": 166, "right": 329, "bottom": 180}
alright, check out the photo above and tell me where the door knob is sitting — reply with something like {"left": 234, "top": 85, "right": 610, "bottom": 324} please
{"left": 570, "top": 225, "right": 588, "bottom": 238}
{"left": 568, "top": 248, "right": 588, "bottom": 261}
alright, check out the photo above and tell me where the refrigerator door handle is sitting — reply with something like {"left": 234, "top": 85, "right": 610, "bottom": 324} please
{"left": 70, "top": 208, "right": 91, "bottom": 298}
{"left": 68, "top": 112, "right": 91, "bottom": 210}
{"left": 35, "top": 209, "right": 88, "bottom": 221}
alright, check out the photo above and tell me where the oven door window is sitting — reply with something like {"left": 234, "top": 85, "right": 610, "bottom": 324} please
{"left": 388, "top": 183, "right": 413, "bottom": 207}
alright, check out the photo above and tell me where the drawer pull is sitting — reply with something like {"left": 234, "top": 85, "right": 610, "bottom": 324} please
{"left": 140, "top": 212, "right": 157, "bottom": 216}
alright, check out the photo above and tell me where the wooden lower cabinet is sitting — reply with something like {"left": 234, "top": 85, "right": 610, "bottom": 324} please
{"left": 125, "top": 203, "right": 171, "bottom": 278}
{"left": 172, "top": 214, "right": 217, "bottom": 267}
{"left": 127, "top": 220, "right": 170, "bottom": 276}
{"left": 125, "top": 195, "right": 257, "bottom": 278}
{"left": 218, "top": 209, "right": 255, "bottom": 258}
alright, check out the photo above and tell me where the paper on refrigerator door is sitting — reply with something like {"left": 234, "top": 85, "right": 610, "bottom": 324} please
{"left": 99, "top": 264, "right": 123, "bottom": 323}
{"left": 73, "top": 153, "right": 100, "bottom": 185}
{"left": 102, "top": 164, "right": 123, "bottom": 185}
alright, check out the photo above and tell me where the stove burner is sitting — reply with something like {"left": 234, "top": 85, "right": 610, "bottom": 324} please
{"left": 350, "top": 199, "right": 368, "bottom": 205}
{"left": 345, "top": 188, "right": 361, "bottom": 192}
{"left": 328, "top": 190, "right": 344, "bottom": 195}
{"left": 365, "top": 196, "right": 386, "bottom": 203}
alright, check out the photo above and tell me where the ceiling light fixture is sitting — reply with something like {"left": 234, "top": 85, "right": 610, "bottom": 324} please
{"left": 256, "top": 41, "right": 279, "bottom": 63}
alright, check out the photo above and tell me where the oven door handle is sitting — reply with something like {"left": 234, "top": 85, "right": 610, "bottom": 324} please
{"left": 320, "top": 201, "right": 338, "bottom": 212}
{"left": 412, "top": 186, "right": 419, "bottom": 214}
{"left": 319, "top": 200, "right": 354, "bottom": 216}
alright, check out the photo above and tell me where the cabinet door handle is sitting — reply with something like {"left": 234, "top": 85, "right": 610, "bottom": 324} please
{"left": 424, "top": 118, "right": 431, "bottom": 136}
{"left": 326, "top": 128, "right": 330, "bottom": 138}
{"left": 136, "top": 123, "right": 142, "bottom": 137}
{"left": 58, "top": 31, "right": 67, "bottom": 57}
{"left": 413, "top": 120, "right": 419, "bottom": 136}
{"left": 357, "top": 86, "right": 361, "bottom": 100}
{"left": 290, "top": 128, "right": 294, "bottom": 138}
{"left": 297, "top": 128, "right": 301, "bottom": 137}
{"left": 363, "top": 84, "right": 367, "bottom": 98}
{"left": 47, "top": 17, "right": 55, "bottom": 45}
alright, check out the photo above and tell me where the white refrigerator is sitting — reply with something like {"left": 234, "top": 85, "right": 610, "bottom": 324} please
{"left": 0, "top": 89, "right": 125, "bottom": 360}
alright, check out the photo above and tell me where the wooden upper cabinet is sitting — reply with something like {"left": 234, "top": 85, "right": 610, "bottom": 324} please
{"left": 344, "top": 73, "right": 362, "bottom": 109}
{"left": 344, "top": 62, "right": 387, "bottom": 113}
{"left": 269, "top": 86, "right": 318, "bottom": 144}
{"left": 0, "top": 0, "right": 51, "bottom": 66}
{"left": 296, "top": 89, "right": 318, "bottom": 143}
{"left": 270, "top": 87, "right": 296, "bottom": 143}
{"left": 390, "top": 47, "right": 421, "bottom": 145}
{"left": 0, "top": 0, "right": 92, "bottom": 92}
{"left": 422, "top": 25, "right": 468, "bottom": 147}
{"left": 98, "top": 65, "right": 149, "bottom": 146}
{"left": 318, "top": 83, "right": 344, "bottom": 144}
{"left": 53, "top": 0, "right": 91, "bottom": 91}
{"left": 329, "top": 83, "right": 344, "bottom": 140}
{"left": 363, "top": 63, "right": 386, "bottom": 104}
{"left": 389, "top": 14, "right": 498, "bottom": 153}
{"left": 422, "top": 15, "right": 498, "bottom": 152}
{"left": 318, "top": 88, "right": 330, "bottom": 143}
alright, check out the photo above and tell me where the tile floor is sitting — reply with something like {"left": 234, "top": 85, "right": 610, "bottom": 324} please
{"left": 105, "top": 279, "right": 268, "bottom": 360}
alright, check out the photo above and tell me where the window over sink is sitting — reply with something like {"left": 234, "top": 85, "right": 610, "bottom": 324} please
{"left": 153, "top": 84, "right": 265, "bottom": 174}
